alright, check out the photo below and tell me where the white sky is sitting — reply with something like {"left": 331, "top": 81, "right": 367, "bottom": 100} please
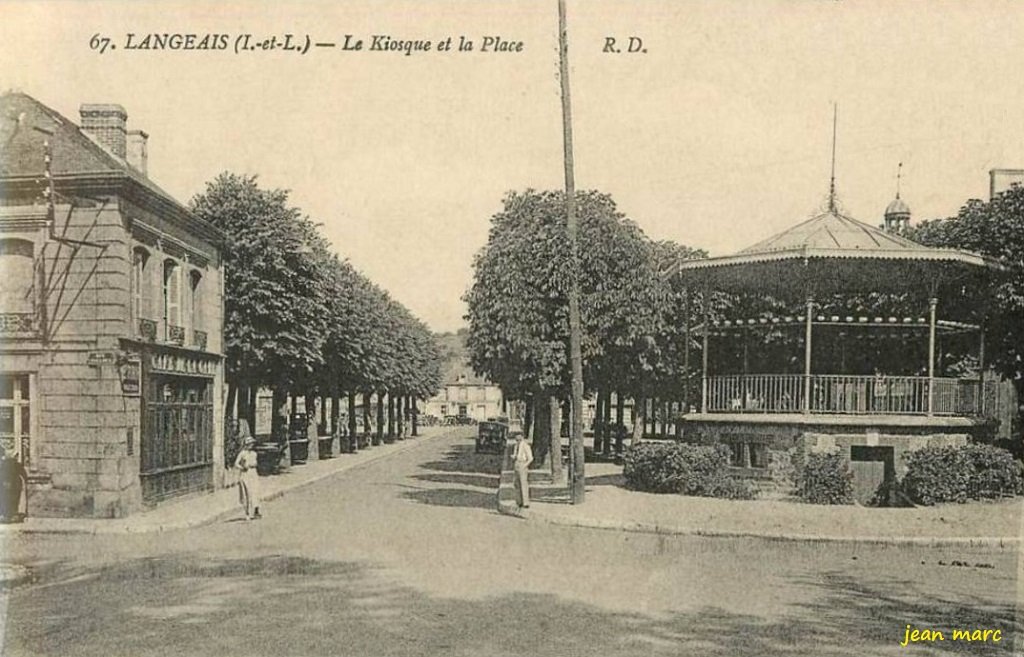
{"left": 2, "top": 0, "right": 1022, "bottom": 331}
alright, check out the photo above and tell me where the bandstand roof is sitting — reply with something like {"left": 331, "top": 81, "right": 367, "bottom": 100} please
{"left": 672, "top": 208, "right": 1005, "bottom": 295}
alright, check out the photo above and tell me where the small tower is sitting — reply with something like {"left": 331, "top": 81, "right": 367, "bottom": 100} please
{"left": 884, "top": 162, "right": 911, "bottom": 232}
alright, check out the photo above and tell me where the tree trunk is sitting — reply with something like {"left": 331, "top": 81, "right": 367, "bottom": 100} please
{"left": 272, "top": 387, "right": 288, "bottom": 445}
{"left": 226, "top": 384, "right": 237, "bottom": 423}
{"left": 362, "top": 391, "right": 372, "bottom": 447}
{"left": 615, "top": 392, "right": 625, "bottom": 455}
{"left": 375, "top": 392, "right": 384, "bottom": 445}
{"left": 549, "top": 395, "right": 562, "bottom": 478}
{"left": 238, "top": 385, "right": 250, "bottom": 427}
{"left": 331, "top": 388, "right": 341, "bottom": 437}
{"left": 411, "top": 396, "right": 419, "bottom": 436}
{"left": 386, "top": 392, "right": 395, "bottom": 440}
{"left": 532, "top": 393, "right": 551, "bottom": 468}
{"left": 397, "top": 394, "right": 405, "bottom": 439}
{"left": 290, "top": 394, "right": 298, "bottom": 416}
{"left": 523, "top": 396, "right": 534, "bottom": 440}
{"left": 631, "top": 396, "right": 645, "bottom": 447}
{"left": 594, "top": 390, "right": 605, "bottom": 454}
{"left": 347, "top": 391, "right": 357, "bottom": 451}
{"left": 320, "top": 394, "right": 328, "bottom": 434}
{"left": 598, "top": 388, "right": 606, "bottom": 450}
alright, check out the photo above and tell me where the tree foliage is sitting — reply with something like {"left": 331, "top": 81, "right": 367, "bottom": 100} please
{"left": 191, "top": 172, "right": 442, "bottom": 409}
{"left": 906, "top": 185, "right": 1024, "bottom": 393}
{"left": 464, "top": 189, "right": 703, "bottom": 403}
{"left": 190, "top": 173, "right": 329, "bottom": 390}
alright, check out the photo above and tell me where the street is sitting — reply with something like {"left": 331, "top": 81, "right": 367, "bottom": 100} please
{"left": 1, "top": 427, "right": 1020, "bottom": 657}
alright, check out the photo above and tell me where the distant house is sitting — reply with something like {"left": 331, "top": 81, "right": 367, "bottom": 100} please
{"left": 0, "top": 93, "right": 226, "bottom": 518}
{"left": 423, "top": 365, "right": 503, "bottom": 421}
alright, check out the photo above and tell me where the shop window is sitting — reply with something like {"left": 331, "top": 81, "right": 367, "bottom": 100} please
{"left": 0, "top": 374, "right": 32, "bottom": 468}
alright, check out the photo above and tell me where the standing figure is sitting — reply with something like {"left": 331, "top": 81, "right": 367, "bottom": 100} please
{"left": 234, "top": 435, "right": 262, "bottom": 520}
{"left": 511, "top": 432, "right": 533, "bottom": 512}
{"left": 0, "top": 446, "right": 27, "bottom": 523}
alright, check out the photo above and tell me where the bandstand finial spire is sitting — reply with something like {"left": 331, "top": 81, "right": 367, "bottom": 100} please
{"left": 896, "top": 161, "right": 903, "bottom": 200}
{"left": 828, "top": 102, "right": 838, "bottom": 212}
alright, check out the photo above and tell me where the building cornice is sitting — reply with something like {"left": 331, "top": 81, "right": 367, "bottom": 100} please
{"left": 0, "top": 172, "right": 225, "bottom": 246}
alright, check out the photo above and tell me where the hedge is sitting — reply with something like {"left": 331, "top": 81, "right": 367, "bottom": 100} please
{"left": 902, "top": 444, "right": 1024, "bottom": 505}
{"left": 623, "top": 442, "right": 756, "bottom": 500}
{"left": 800, "top": 451, "right": 854, "bottom": 505}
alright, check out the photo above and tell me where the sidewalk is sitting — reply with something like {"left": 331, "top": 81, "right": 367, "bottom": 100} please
{"left": 0, "top": 427, "right": 452, "bottom": 536}
{"left": 524, "top": 462, "right": 1024, "bottom": 548}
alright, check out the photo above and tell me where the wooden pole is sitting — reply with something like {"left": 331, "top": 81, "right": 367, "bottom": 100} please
{"left": 559, "top": 0, "right": 585, "bottom": 504}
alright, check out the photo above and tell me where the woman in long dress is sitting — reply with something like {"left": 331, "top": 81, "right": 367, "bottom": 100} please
{"left": 235, "top": 436, "right": 262, "bottom": 520}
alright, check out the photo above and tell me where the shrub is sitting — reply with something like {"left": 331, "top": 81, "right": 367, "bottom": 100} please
{"left": 800, "top": 451, "right": 854, "bottom": 505}
{"left": 902, "top": 444, "right": 1024, "bottom": 505}
{"left": 623, "top": 442, "right": 756, "bottom": 500}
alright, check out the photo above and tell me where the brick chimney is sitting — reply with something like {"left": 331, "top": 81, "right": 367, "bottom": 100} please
{"left": 79, "top": 103, "right": 127, "bottom": 159}
{"left": 126, "top": 129, "right": 149, "bottom": 175}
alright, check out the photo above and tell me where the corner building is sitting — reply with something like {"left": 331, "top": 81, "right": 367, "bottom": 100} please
{"left": 0, "top": 92, "right": 226, "bottom": 517}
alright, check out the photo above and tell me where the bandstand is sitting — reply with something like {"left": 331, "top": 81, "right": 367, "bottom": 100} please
{"left": 670, "top": 203, "right": 1006, "bottom": 501}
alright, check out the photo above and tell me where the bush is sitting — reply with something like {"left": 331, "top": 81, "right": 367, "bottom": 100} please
{"left": 902, "top": 444, "right": 1024, "bottom": 505}
{"left": 800, "top": 451, "right": 854, "bottom": 505}
{"left": 623, "top": 442, "right": 756, "bottom": 500}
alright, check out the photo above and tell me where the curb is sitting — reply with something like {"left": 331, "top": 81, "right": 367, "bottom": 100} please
{"left": 528, "top": 511, "right": 1021, "bottom": 549}
{"left": 5, "top": 429, "right": 455, "bottom": 536}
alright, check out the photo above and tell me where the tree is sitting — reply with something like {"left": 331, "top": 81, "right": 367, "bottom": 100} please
{"left": 464, "top": 189, "right": 697, "bottom": 462}
{"left": 190, "top": 173, "right": 330, "bottom": 431}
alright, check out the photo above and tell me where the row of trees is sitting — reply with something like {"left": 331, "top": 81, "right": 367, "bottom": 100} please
{"left": 190, "top": 173, "right": 443, "bottom": 443}
{"left": 465, "top": 186, "right": 1024, "bottom": 466}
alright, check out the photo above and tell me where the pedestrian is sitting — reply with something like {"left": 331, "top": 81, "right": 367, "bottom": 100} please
{"left": 0, "top": 446, "right": 27, "bottom": 523}
{"left": 511, "top": 431, "right": 533, "bottom": 512}
{"left": 234, "top": 432, "right": 262, "bottom": 520}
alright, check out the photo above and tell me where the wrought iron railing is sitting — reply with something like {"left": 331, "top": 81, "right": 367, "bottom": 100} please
{"left": 193, "top": 329, "right": 208, "bottom": 350}
{"left": 167, "top": 324, "right": 185, "bottom": 345}
{"left": 706, "top": 374, "right": 996, "bottom": 417}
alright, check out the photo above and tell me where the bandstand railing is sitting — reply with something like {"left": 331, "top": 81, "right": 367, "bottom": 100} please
{"left": 706, "top": 374, "right": 995, "bottom": 417}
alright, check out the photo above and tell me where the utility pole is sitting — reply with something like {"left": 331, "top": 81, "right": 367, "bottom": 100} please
{"left": 558, "top": 0, "right": 585, "bottom": 504}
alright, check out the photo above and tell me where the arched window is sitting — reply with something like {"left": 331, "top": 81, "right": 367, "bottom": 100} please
{"left": 162, "top": 259, "right": 181, "bottom": 342}
{"left": 0, "top": 239, "right": 35, "bottom": 316}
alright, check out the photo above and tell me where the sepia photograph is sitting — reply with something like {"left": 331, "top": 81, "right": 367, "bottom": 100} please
{"left": 0, "top": 1, "right": 1022, "bottom": 655}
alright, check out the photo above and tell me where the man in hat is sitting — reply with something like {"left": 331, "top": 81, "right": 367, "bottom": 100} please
{"left": 234, "top": 432, "right": 262, "bottom": 520}
{"left": 511, "top": 432, "right": 533, "bottom": 513}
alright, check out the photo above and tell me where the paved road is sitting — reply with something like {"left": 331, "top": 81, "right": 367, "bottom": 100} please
{"left": 2, "top": 428, "right": 1021, "bottom": 656}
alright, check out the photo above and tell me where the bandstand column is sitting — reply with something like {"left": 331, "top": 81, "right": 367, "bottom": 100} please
{"left": 701, "top": 284, "right": 710, "bottom": 414}
{"left": 683, "top": 288, "right": 691, "bottom": 412}
{"left": 803, "top": 295, "right": 813, "bottom": 414}
{"left": 978, "top": 315, "right": 987, "bottom": 415}
{"left": 927, "top": 296, "right": 938, "bottom": 416}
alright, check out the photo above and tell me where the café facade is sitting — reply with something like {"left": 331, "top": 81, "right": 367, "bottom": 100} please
{"left": 0, "top": 92, "right": 226, "bottom": 518}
